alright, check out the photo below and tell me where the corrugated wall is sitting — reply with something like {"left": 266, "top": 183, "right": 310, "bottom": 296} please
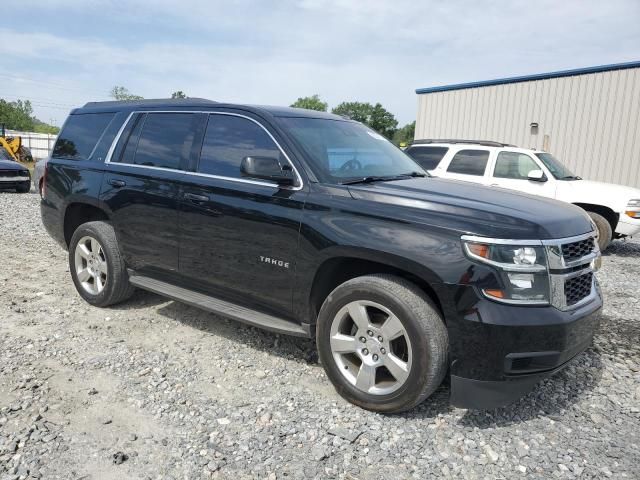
{"left": 415, "top": 67, "right": 640, "bottom": 187}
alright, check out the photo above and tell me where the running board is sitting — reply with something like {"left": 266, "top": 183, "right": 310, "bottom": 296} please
{"left": 129, "top": 274, "right": 310, "bottom": 337}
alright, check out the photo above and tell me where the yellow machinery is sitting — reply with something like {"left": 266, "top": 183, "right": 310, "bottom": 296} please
{"left": 0, "top": 124, "right": 33, "bottom": 162}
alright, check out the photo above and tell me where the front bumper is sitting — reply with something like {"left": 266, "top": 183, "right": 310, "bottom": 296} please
{"left": 444, "top": 284, "right": 602, "bottom": 409}
{"left": 615, "top": 216, "right": 640, "bottom": 237}
{"left": 0, "top": 177, "right": 30, "bottom": 189}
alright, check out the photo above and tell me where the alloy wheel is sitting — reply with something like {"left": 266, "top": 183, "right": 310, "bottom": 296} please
{"left": 74, "top": 236, "right": 108, "bottom": 295}
{"left": 329, "top": 300, "right": 413, "bottom": 395}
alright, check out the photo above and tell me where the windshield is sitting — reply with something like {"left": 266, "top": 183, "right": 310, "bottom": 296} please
{"left": 279, "top": 117, "right": 425, "bottom": 183}
{"left": 535, "top": 152, "right": 580, "bottom": 180}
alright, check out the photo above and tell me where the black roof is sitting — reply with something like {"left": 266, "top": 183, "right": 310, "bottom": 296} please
{"left": 76, "top": 98, "right": 344, "bottom": 120}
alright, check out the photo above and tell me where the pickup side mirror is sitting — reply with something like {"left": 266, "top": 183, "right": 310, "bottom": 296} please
{"left": 527, "top": 169, "right": 547, "bottom": 182}
{"left": 240, "top": 156, "right": 295, "bottom": 186}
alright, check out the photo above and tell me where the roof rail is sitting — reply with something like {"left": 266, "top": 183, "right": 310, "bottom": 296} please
{"left": 411, "top": 139, "right": 517, "bottom": 148}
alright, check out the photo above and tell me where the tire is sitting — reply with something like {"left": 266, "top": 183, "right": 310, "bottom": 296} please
{"left": 69, "top": 221, "right": 135, "bottom": 307}
{"left": 587, "top": 211, "right": 612, "bottom": 251}
{"left": 316, "top": 274, "right": 448, "bottom": 413}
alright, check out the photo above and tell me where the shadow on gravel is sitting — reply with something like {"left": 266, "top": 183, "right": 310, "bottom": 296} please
{"left": 457, "top": 347, "right": 603, "bottom": 429}
{"left": 153, "top": 298, "right": 320, "bottom": 365}
{"left": 603, "top": 240, "right": 640, "bottom": 257}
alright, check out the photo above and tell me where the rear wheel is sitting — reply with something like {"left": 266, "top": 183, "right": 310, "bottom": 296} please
{"left": 316, "top": 274, "right": 448, "bottom": 413}
{"left": 587, "top": 211, "right": 612, "bottom": 251}
{"left": 69, "top": 221, "right": 135, "bottom": 307}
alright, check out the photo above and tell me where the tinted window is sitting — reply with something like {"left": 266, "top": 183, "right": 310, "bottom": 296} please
{"left": 53, "top": 113, "right": 115, "bottom": 160}
{"left": 278, "top": 117, "right": 422, "bottom": 182}
{"left": 446, "top": 149, "right": 489, "bottom": 176}
{"left": 132, "top": 113, "right": 196, "bottom": 170}
{"left": 116, "top": 113, "right": 145, "bottom": 165}
{"left": 406, "top": 146, "right": 449, "bottom": 170}
{"left": 494, "top": 152, "right": 540, "bottom": 179}
{"left": 199, "top": 114, "right": 281, "bottom": 178}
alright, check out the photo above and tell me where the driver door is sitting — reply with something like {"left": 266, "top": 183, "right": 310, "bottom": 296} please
{"left": 490, "top": 151, "right": 556, "bottom": 198}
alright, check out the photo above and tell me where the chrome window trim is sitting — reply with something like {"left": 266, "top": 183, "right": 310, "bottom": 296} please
{"left": 104, "top": 110, "right": 304, "bottom": 191}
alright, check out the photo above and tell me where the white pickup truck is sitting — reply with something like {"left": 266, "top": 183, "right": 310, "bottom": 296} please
{"left": 405, "top": 140, "right": 640, "bottom": 250}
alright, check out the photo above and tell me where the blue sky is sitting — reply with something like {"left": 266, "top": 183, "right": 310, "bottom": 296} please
{"left": 1, "top": 0, "right": 639, "bottom": 127}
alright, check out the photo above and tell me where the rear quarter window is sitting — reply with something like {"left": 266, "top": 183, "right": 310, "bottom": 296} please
{"left": 405, "top": 146, "right": 449, "bottom": 170}
{"left": 52, "top": 113, "right": 115, "bottom": 160}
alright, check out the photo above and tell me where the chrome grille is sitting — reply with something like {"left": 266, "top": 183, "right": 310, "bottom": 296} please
{"left": 561, "top": 237, "right": 596, "bottom": 263}
{"left": 564, "top": 272, "right": 593, "bottom": 306}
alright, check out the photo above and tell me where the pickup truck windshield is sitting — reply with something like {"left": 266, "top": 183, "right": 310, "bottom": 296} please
{"left": 279, "top": 117, "right": 425, "bottom": 184}
{"left": 535, "top": 153, "right": 580, "bottom": 180}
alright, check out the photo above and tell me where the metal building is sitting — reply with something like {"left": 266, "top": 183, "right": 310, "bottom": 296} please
{"left": 415, "top": 61, "right": 640, "bottom": 187}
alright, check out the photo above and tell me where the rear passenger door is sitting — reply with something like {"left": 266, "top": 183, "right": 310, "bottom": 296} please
{"left": 101, "top": 112, "right": 201, "bottom": 276}
{"left": 436, "top": 148, "right": 491, "bottom": 185}
{"left": 178, "top": 112, "right": 306, "bottom": 317}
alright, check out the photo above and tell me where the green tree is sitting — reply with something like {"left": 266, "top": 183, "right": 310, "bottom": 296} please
{"left": 171, "top": 91, "right": 187, "bottom": 99}
{"left": 0, "top": 99, "right": 35, "bottom": 131}
{"left": 110, "top": 86, "right": 144, "bottom": 101}
{"left": 331, "top": 101, "right": 371, "bottom": 123}
{"left": 331, "top": 101, "right": 398, "bottom": 139}
{"left": 392, "top": 121, "right": 415, "bottom": 146}
{"left": 290, "top": 94, "right": 328, "bottom": 112}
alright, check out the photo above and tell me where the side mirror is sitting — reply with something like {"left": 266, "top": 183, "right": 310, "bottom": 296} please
{"left": 240, "top": 156, "right": 295, "bottom": 186}
{"left": 527, "top": 169, "right": 547, "bottom": 182}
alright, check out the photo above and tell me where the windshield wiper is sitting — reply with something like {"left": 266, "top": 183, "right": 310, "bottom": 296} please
{"left": 560, "top": 175, "right": 581, "bottom": 180}
{"left": 341, "top": 172, "right": 428, "bottom": 185}
{"left": 340, "top": 176, "right": 399, "bottom": 185}
{"left": 399, "top": 171, "right": 428, "bottom": 178}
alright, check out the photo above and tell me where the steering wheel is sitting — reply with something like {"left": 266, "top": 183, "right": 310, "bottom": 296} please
{"left": 339, "top": 159, "right": 362, "bottom": 172}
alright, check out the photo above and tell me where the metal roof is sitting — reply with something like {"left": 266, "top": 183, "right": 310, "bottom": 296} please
{"left": 415, "top": 60, "right": 640, "bottom": 94}
{"left": 75, "top": 99, "right": 345, "bottom": 120}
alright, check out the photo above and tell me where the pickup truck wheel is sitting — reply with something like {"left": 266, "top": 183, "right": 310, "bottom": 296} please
{"left": 69, "top": 221, "right": 135, "bottom": 307}
{"left": 317, "top": 274, "right": 448, "bottom": 413}
{"left": 587, "top": 211, "right": 612, "bottom": 251}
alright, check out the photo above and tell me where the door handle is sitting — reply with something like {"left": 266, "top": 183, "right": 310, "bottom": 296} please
{"left": 184, "top": 192, "right": 209, "bottom": 203}
{"left": 109, "top": 179, "right": 126, "bottom": 188}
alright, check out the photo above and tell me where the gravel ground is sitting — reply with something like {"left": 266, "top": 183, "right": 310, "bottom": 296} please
{"left": 1, "top": 190, "right": 639, "bottom": 480}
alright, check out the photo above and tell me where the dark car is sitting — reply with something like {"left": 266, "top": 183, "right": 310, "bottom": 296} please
{"left": 0, "top": 148, "right": 31, "bottom": 193}
{"left": 41, "top": 99, "right": 602, "bottom": 412}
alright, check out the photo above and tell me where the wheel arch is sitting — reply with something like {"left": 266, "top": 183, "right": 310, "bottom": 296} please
{"left": 573, "top": 203, "right": 619, "bottom": 232}
{"left": 63, "top": 200, "right": 112, "bottom": 247}
{"left": 308, "top": 251, "right": 445, "bottom": 325}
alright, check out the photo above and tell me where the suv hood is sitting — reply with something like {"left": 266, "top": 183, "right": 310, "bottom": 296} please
{"left": 557, "top": 179, "right": 640, "bottom": 212}
{"left": 348, "top": 177, "right": 594, "bottom": 240}
{"left": 0, "top": 159, "right": 26, "bottom": 171}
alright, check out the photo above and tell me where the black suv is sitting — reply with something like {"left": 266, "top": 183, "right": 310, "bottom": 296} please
{"left": 41, "top": 99, "right": 602, "bottom": 412}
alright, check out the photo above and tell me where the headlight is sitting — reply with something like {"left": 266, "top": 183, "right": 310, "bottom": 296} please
{"left": 462, "top": 238, "right": 549, "bottom": 305}
{"left": 626, "top": 199, "right": 640, "bottom": 219}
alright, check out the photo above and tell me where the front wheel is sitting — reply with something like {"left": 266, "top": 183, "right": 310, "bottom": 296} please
{"left": 587, "top": 211, "right": 612, "bottom": 251}
{"left": 69, "top": 221, "right": 135, "bottom": 307}
{"left": 316, "top": 274, "right": 448, "bottom": 413}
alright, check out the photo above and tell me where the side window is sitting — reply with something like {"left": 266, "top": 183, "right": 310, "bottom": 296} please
{"left": 115, "top": 113, "right": 145, "bottom": 165}
{"left": 198, "top": 114, "right": 281, "bottom": 178}
{"left": 494, "top": 152, "right": 540, "bottom": 180}
{"left": 52, "top": 113, "right": 115, "bottom": 160}
{"left": 113, "top": 113, "right": 197, "bottom": 170}
{"left": 132, "top": 113, "right": 196, "bottom": 170}
{"left": 446, "top": 149, "right": 490, "bottom": 176}
{"left": 405, "top": 146, "right": 449, "bottom": 170}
